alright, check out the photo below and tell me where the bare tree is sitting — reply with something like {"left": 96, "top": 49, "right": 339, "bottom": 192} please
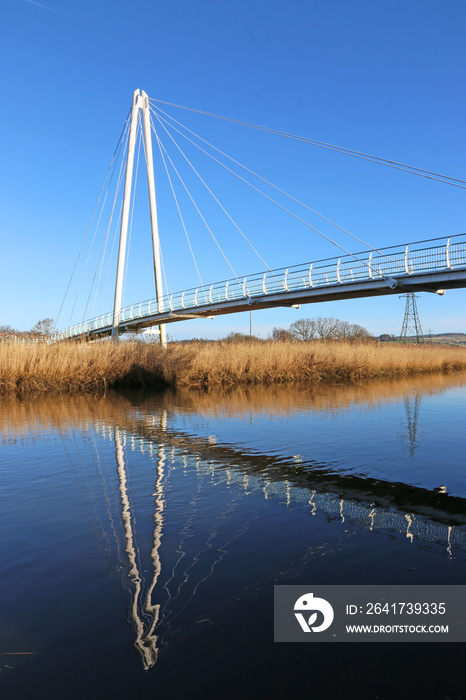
{"left": 345, "top": 323, "right": 372, "bottom": 340}
{"left": 313, "top": 317, "right": 339, "bottom": 339}
{"left": 288, "top": 317, "right": 371, "bottom": 341}
{"left": 0, "top": 324, "right": 16, "bottom": 335}
{"left": 224, "top": 331, "right": 260, "bottom": 343}
{"left": 272, "top": 327, "right": 294, "bottom": 342}
{"left": 289, "top": 318, "right": 317, "bottom": 341}
{"left": 334, "top": 320, "right": 351, "bottom": 340}
{"left": 31, "top": 318, "right": 54, "bottom": 337}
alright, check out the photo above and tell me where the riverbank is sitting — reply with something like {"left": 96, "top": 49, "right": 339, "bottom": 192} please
{"left": 1, "top": 339, "right": 466, "bottom": 394}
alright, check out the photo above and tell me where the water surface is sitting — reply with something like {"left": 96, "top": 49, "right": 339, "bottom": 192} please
{"left": 1, "top": 374, "right": 466, "bottom": 699}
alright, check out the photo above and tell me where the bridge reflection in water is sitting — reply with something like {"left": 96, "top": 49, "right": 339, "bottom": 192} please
{"left": 114, "top": 423, "right": 164, "bottom": 669}
{"left": 91, "top": 394, "right": 465, "bottom": 669}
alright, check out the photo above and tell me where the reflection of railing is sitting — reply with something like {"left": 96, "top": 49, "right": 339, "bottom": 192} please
{"left": 52, "top": 233, "right": 466, "bottom": 340}
{"left": 98, "top": 416, "right": 466, "bottom": 552}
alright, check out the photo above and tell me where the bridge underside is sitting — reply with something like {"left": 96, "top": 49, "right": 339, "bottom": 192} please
{"left": 76, "top": 268, "right": 466, "bottom": 339}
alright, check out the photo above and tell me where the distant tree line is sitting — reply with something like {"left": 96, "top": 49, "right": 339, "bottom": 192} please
{"left": 214, "top": 318, "right": 372, "bottom": 343}
{"left": 272, "top": 317, "right": 372, "bottom": 342}
{"left": 1, "top": 317, "right": 373, "bottom": 344}
{"left": 0, "top": 318, "right": 54, "bottom": 341}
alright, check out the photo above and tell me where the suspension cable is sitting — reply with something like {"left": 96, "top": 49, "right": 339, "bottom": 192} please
{"left": 55, "top": 111, "right": 131, "bottom": 329}
{"left": 139, "top": 116, "right": 172, "bottom": 302}
{"left": 159, "top": 242, "right": 170, "bottom": 313}
{"left": 72, "top": 121, "right": 131, "bottom": 324}
{"left": 152, "top": 134, "right": 242, "bottom": 284}
{"left": 90, "top": 131, "right": 130, "bottom": 319}
{"left": 152, "top": 104, "right": 394, "bottom": 260}
{"left": 151, "top": 108, "right": 376, "bottom": 272}
{"left": 97, "top": 197, "right": 124, "bottom": 316}
{"left": 149, "top": 98, "right": 466, "bottom": 190}
{"left": 81, "top": 117, "right": 142, "bottom": 323}
{"left": 149, "top": 114, "right": 205, "bottom": 292}
{"left": 151, "top": 107, "right": 275, "bottom": 277}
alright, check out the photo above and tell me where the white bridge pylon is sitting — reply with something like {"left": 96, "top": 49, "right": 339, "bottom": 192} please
{"left": 113, "top": 89, "right": 166, "bottom": 347}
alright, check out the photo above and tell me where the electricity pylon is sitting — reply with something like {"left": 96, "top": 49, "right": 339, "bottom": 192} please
{"left": 399, "top": 293, "right": 424, "bottom": 343}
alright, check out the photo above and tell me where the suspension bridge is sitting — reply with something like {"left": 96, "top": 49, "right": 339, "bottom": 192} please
{"left": 52, "top": 89, "right": 466, "bottom": 344}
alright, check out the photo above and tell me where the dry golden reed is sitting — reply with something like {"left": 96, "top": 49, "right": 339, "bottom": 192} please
{"left": 2, "top": 371, "right": 465, "bottom": 438}
{"left": 0, "top": 339, "right": 465, "bottom": 394}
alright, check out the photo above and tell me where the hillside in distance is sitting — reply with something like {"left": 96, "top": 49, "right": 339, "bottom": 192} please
{"left": 427, "top": 333, "right": 466, "bottom": 346}
{"left": 379, "top": 333, "right": 466, "bottom": 345}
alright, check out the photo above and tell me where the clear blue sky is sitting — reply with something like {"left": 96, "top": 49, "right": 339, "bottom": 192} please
{"left": 1, "top": 0, "right": 465, "bottom": 338}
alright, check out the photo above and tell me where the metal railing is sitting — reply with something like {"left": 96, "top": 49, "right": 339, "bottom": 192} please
{"left": 52, "top": 233, "right": 466, "bottom": 341}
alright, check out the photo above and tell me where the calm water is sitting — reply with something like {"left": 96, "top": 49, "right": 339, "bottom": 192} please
{"left": 1, "top": 374, "right": 466, "bottom": 699}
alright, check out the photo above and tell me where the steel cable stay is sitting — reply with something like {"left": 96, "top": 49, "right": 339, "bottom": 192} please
{"left": 96, "top": 196, "right": 125, "bottom": 317}
{"left": 71, "top": 117, "right": 131, "bottom": 325}
{"left": 89, "top": 132, "right": 131, "bottom": 321}
{"left": 161, "top": 500, "right": 255, "bottom": 630}
{"left": 72, "top": 124, "right": 130, "bottom": 325}
{"left": 91, "top": 125, "right": 132, "bottom": 319}
{"left": 150, "top": 105, "right": 381, "bottom": 278}
{"left": 140, "top": 116, "right": 174, "bottom": 308}
{"left": 158, "top": 245, "right": 170, "bottom": 319}
{"left": 82, "top": 121, "right": 141, "bottom": 325}
{"left": 55, "top": 110, "right": 132, "bottom": 331}
{"left": 151, "top": 115, "right": 206, "bottom": 296}
{"left": 157, "top": 455, "right": 202, "bottom": 625}
{"left": 151, "top": 106, "right": 277, "bottom": 282}
{"left": 115, "top": 102, "right": 266, "bottom": 322}
{"left": 148, "top": 121, "right": 243, "bottom": 289}
{"left": 152, "top": 121, "right": 248, "bottom": 306}
{"left": 152, "top": 130, "right": 206, "bottom": 305}
{"left": 151, "top": 103, "right": 399, "bottom": 264}
{"left": 80, "top": 111, "right": 154, "bottom": 330}
{"left": 149, "top": 98, "right": 466, "bottom": 190}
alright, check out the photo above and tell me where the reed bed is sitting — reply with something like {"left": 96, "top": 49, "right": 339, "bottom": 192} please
{"left": 2, "top": 371, "right": 465, "bottom": 437}
{"left": 0, "top": 339, "right": 465, "bottom": 394}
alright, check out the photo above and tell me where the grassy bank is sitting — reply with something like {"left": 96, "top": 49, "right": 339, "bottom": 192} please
{"left": 1, "top": 339, "right": 466, "bottom": 394}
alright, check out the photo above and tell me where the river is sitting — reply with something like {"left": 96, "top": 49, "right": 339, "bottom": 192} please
{"left": 1, "top": 373, "right": 465, "bottom": 699}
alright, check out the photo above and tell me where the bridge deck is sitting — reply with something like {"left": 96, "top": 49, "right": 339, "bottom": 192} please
{"left": 52, "top": 233, "right": 466, "bottom": 340}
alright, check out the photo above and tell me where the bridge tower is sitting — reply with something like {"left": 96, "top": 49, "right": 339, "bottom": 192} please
{"left": 112, "top": 89, "right": 167, "bottom": 347}
{"left": 399, "top": 292, "right": 424, "bottom": 343}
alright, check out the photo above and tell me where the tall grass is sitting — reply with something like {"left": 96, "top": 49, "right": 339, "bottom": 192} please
{"left": 0, "top": 339, "right": 465, "bottom": 394}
